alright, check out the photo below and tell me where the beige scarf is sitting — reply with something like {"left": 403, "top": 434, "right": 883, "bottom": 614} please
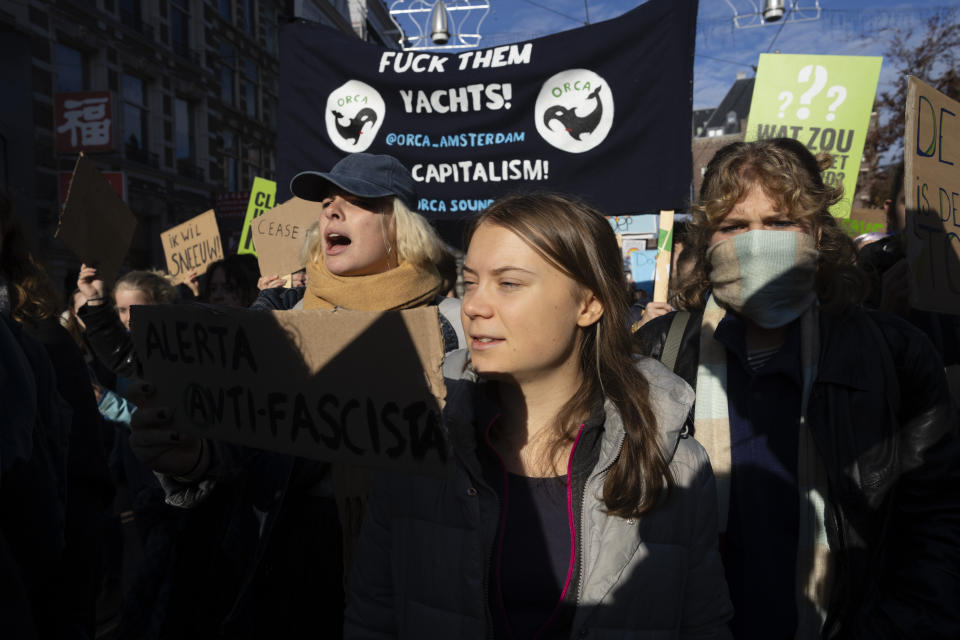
{"left": 694, "top": 295, "right": 833, "bottom": 638}
{"left": 302, "top": 256, "right": 442, "bottom": 311}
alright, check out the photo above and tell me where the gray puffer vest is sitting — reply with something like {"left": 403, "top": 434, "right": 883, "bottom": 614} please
{"left": 345, "top": 351, "right": 733, "bottom": 639}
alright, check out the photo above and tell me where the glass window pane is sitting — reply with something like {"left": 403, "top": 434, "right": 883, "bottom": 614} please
{"left": 219, "top": 0, "right": 231, "bottom": 20}
{"left": 122, "top": 74, "right": 143, "bottom": 105}
{"left": 174, "top": 98, "right": 191, "bottom": 159}
{"left": 220, "top": 66, "right": 234, "bottom": 104}
{"left": 171, "top": 9, "right": 189, "bottom": 54}
{"left": 242, "top": 0, "right": 255, "bottom": 36}
{"left": 55, "top": 44, "right": 85, "bottom": 92}
{"left": 243, "top": 59, "right": 256, "bottom": 81}
{"left": 119, "top": 0, "right": 142, "bottom": 29}
{"left": 244, "top": 80, "right": 256, "bottom": 118}
{"left": 123, "top": 103, "right": 144, "bottom": 148}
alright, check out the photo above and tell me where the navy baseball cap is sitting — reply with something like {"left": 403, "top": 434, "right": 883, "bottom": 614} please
{"left": 290, "top": 153, "right": 417, "bottom": 210}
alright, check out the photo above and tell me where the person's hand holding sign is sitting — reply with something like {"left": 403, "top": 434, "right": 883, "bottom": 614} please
{"left": 257, "top": 273, "right": 286, "bottom": 290}
{"left": 128, "top": 381, "right": 209, "bottom": 480}
{"left": 184, "top": 269, "right": 201, "bottom": 298}
{"left": 78, "top": 263, "right": 107, "bottom": 306}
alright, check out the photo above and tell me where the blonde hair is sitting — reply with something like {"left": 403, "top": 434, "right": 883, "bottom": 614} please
{"left": 113, "top": 270, "right": 177, "bottom": 305}
{"left": 301, "top": 197, "right": 445, "bottom": 268}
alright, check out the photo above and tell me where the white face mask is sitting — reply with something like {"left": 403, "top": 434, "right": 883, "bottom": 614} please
{"left": 707, "top": 230, "right": 818, "bottom": 328}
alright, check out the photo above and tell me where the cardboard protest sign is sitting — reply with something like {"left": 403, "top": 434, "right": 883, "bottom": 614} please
{"left": 55, "top": 152, "right": 137, "bottom": 283}
{"left": 238, "top": 177, "right": 277, "bottom": 256}
{"left": 614, "top": 215, "right": 658, "bottom": 301}
{"left": 250, "top": 197, "right": 321, "bottom": 277}
{"left": 904, "top": 76, "right": 960, "bottom": 314}
{"left": 131, "top": 304, "right": 450, "bottom": 475}
{"left": 653, "top": 211, "right": 675, "bottom": 303}
{"left": 745, "top": 54, "right": 882, "bottom": 218}
{"left": 278, "top": 0, "right": 698, "bottom": 217}
{"left": 160, "top": 210, "right": 223, "bottom": 284}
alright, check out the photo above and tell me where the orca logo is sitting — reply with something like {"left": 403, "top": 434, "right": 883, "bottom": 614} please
{"left": 535, "top": 69, "right": 614, "bottom": 153}
{"left": 325, "top": 80, "right": 386, "bottom": 152}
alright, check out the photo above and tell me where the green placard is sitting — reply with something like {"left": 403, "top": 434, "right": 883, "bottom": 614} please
{"left": 745, "top": 54, "right": 882, "bottom": 218}
{"left": 238, "top": 177, "right": 277, "bottom": 256}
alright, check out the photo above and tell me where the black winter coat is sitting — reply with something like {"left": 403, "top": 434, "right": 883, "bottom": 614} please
{"left": 635, "top": 307, "right": 960, "bottom": 639}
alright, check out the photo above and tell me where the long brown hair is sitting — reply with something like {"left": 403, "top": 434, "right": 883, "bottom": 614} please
{"left": 676, "top": 137, "right": 867, "bottom": 312}
{"left": 0, "top": 191, "right": 61, "bottom": 323}
{"left": 467, "top": 193, "right": 672, "bottom": 518}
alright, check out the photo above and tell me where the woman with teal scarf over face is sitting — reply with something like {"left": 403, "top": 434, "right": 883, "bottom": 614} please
{"left": 635, "top": 137, "right": 960, "bottom": 639}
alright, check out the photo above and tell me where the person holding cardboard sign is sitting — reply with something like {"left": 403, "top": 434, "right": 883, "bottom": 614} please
{"left": 129, "top": 153, "right": 462, "bottom": 637}
{"left": 635, "top": 138, "right": 960, "bottom": 638}
{"left": 346, "top": 194, "right": 732, "bottom": 638}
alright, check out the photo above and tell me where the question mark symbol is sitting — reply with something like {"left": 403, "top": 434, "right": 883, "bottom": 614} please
{"left": 777, "top": 91, "right": 793, "bottom": 119}
{"left": 825, "top": 86, "right": 847, "bottom": 121}
{"left": 796, "top": 64, "right": 828, "bottom": 120}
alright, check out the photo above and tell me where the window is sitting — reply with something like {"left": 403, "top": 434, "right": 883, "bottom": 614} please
{"left": 219, "top": 43, "right": 235, "bottom": 106}
{"left": 241, "top": 58, "right": 257, "bottom": 118}
{"left": 170, "top": 0, "right": 190, "bottom": 56}
{"left": 262, "top": 91, "right": 277, "bottom": 128}
{"left": 218, "top": 0, "right": 231, "bottom": 21}
{"left": 174, "top": 98, "right": 192, "bottom": 160}
{"left": 222, "top": 130, "right": 238, "bottom": 191}
{"left": 119, "top": 0, "right": 142, "bottom": 30}
{"left": 55, "top": 43, "right": 86, "bottom": 92}
{"left": 264, "top": 5, "right": 277, "bottom": 57}
{"left": 240, "top": 0, "right": 255, "bottom": 37}
{"left": 122, "top": 73, "right": 148, "bottom": 153}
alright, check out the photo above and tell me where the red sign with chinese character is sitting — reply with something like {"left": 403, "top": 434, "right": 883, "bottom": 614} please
{"left": 59, "top": 171, "right": 124, "bottom": 207}
{"left": 55, "top": 91, "right": 114, "bottom": 153}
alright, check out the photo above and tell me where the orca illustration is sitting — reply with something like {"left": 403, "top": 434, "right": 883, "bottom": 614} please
{"left": 331, "top": 108, "right": 378, "bottom": 144}
{"left": 542, "top": 86, "right": 603, "bottom": 141}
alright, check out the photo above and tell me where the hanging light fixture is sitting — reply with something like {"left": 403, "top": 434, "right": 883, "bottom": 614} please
{"left": 763, "top": 0, "right": 786, "bottom": 22}
{"left": 429, "top": 1, "right": 451, "bottom": 45}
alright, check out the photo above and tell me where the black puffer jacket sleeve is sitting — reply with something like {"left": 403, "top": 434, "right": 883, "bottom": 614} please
{"left": 77, "top": 302, "right": 141, "bottom": 379}
{"left": 249, "top": 286, "right": 306, "bottom": 311}
{"left": 79, "top": 287, "right": 309, "bottom": 379}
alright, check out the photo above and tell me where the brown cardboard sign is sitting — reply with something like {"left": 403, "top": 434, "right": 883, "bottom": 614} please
{"left": 131, "top": 304, "right": 449, "bottom": 475}
{"left": 904, "top": 76, "right": 960, "bottom": 314}
{"left": 55, "top": 153, "right": 137, "bottom": 284}
{"left": 161, "top": 210, "right": 224, "bottom": 284}
{"left": 250, "top": 197, "right": 321, "bottom": 277}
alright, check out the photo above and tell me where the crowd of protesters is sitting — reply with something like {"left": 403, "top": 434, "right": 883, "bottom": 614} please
{"left": 2, "top": 141, "right": 959, "bottom": 640}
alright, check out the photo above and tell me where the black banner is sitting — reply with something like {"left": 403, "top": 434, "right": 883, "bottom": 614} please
{"left": 278, "top": 0, "right": 698, "bottom": 219}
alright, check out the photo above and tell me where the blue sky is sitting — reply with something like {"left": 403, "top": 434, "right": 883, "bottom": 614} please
{"left": 461, "top": 0, "right": 954, "bottom": 109}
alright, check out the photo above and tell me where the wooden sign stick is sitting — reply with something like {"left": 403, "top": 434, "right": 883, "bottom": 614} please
{"left": 653, "top": 210, "right": 675, "bottom": 303}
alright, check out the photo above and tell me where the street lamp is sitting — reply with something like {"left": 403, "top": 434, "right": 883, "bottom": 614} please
{"left": 388, "top": 0, "right": 490, "bottom": 51}
{"left": 763, "top": 0, "right": 785, "bottom": 22}
{"left": 430, "top": 0, "right": 451, "bottom": 45}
